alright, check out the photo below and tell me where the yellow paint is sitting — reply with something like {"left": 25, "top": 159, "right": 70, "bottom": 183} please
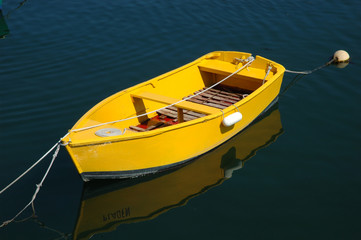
{"left": 131, "top": 91, "right": 219, "bottom": 115}
{"left": 73, "top": 107, "right": 283, "bottom": 239}
{"left": 62, "top": 51, "right": 285, "bottom": 178}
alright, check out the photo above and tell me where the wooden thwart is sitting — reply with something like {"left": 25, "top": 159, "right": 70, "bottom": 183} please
{"left": 131, "top": 92, "right": 219, "bottom": 115}
{"left": 130, "top": 87, "right": 249, "bottom": 130}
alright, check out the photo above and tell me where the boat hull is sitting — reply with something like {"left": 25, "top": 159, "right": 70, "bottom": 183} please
{"left": 63, "top": 51, "right": 285, "bottom": 181}
{"left": 78, "top": 97, "right": 279, "bottom": 181}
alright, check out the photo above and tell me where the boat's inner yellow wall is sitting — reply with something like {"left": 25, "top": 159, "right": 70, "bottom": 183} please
{"left": 68, "top": 51, "right": 284, "bottom": 142}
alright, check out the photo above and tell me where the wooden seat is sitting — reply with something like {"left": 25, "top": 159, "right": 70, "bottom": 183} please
{"left": 131, "top": 92, "right": 219, "bottom": 115}
{"left": 130, "top": 87, "right": 247, "bottom": 127}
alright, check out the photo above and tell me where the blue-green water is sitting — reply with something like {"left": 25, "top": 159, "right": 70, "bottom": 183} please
{"left": 1, "top": 0, "right": 361, "bottom": 239}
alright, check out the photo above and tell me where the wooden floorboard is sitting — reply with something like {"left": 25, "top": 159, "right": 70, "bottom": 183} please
{"left": 194, "top": 90, "right": 241, "bottom": 102}
{"left": 168, "top": 106, "right": 206, "bottom": 118}
{"left": 157, "top": 109, "right": 197, "bottom": 121}
{"left": 188, "top": 95, "right": 233, "bottom": 107}
{"left": 129, "top": 125, "right": 146, "bottom": 132}
{"left": 205, "top": 88, "right": 251, "bottom": 100}
{"left": 147, "top": 87, "right": 250, "bottom": 128}
{"left": 186, "top": 98, "right": 224, "bottom": 109}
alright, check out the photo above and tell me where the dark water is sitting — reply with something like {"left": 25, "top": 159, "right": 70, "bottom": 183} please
{"left": 1, "top": 0, "right": 360, "bottom": 239}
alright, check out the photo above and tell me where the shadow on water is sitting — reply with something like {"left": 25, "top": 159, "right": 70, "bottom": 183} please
{"left": 0, "top": 10, "right": 9, "bottom": 39}
{"left": 72, "top": 104, "right": 283, "bottom": 240}
{"left": 0, "top": 0, "right": 29, "bottom": 39}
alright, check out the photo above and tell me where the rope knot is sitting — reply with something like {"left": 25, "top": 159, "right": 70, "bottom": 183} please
{"left": 59, "top": 141, "right": 69, "bottom": 146}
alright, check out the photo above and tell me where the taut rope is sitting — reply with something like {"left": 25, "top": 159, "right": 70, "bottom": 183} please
{"left": 0, "top": 133, "right": 69, "bottom": 227}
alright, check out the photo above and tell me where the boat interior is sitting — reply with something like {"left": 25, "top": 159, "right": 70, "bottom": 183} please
{"left": 126, "top": 85, "right": 253, "bottom": 133}
{"left": 74, "top": 53, "right": 281, "bottom": 140}
{"left": 120, "top": 54, "right": 278, "bottom": 133}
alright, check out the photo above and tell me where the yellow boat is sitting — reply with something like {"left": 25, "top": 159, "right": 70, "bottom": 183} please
{"left": 62, "top": 51, "right": 285, "bottom": 181}
{"left": 73, "top": 106, "right": 283, "bottom": 240}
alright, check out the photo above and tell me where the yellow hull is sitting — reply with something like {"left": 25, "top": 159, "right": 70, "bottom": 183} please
{"left": 73, "top": 107, "right": 283, "bottom": 239}
{"left": 63, "top": 51, "right": 285, "bottom": 181}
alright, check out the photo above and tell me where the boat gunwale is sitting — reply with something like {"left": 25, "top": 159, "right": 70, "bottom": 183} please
{"left": 66, "top": 52, "right": 285, "bottom": 147}
{"left": 67, "top": 76, "right": 283, "bottom": 147}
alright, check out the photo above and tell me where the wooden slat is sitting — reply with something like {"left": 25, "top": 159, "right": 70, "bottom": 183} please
{"left": 131, "top": 89, "right": 249, "bottom": 129}
{"left": 165, "top": 108, "right": 199, "bottom": 121}
{"left": 168, "top": 106, "right": 206, "bottom": 118}
{"left": 157, "top": 109, "right": 177, "bottom": 118}
{"left": 146, "top": 121, "right": 165, "bottom": 131}
{"left": 157, "top": 109, "right": 197, "bottom": 121}
{"left": 194, "top": 91, "right": 240, "bottom": 103}
{"left": 206, "top": 88, "right": 246, "bottom": 98}
{"left": 192, "top": 92, "right": 238, "bottom": 104}
{"left": 187, "top": 95, "right": 232, "bottom": 107}
{"left": 129, "top": 126, "right": 146, "bottom": 132}
{"left": 214, "top": 86, "right": 253, "bottom": 95}
{"left": 131, "top": 92, "right": 219, "bottom": 115}
{"left": 186, "top": 98, "right": 224, "bottom": 109}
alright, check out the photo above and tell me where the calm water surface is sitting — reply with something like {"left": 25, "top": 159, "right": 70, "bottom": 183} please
{"left": 1, "top": 0, "right": 360, "bottom": 239}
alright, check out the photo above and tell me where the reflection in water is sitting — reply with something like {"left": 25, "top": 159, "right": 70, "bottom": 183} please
{"left": 0, "top": 10, "right": 9, "bottom": 39}
{"left": 73, "top": 105, "right": 283, "bottom": 240}
{"left": 0, "top": 0, "right": 29, "bottom": 38}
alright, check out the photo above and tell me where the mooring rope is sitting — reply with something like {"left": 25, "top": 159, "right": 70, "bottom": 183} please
{"left": 0, "top": 133, "right": 69, "bottom": 196}
{"left": 0, "top": 143, "right": 61, "bottom": 227}
{"left": 285, "top": 59, "right": 335, "bottom": 75}
{"left": 0, "top": 133, "right": 68, "bottom": 227}
{"left": 281, "top": 58, "right": 336, "bottom": 96}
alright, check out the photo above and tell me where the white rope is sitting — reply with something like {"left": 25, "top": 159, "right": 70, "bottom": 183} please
{"left": 0, "top": 133, "right": 69, "bottom": 227}
{"left": 285, "top": 69, "right": 312, "bottom": 74}
{"left": 72, "top": 57, "right": 255, "bottom": 133}
{"left": 0, "top": 133, "right": 69, "bottom": 196}
{"left": 262, "top": 65, "right": 273, "bottom": 85}
{"left": 0, "top": 143, "right": 61, "bottom": 227}
{"left": 285, "top": 59, "right": 335, "bottom": 75}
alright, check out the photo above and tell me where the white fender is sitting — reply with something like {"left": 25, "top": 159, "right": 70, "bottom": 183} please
{"left": 222, "top": 112, "right": 242, "bottom": 127}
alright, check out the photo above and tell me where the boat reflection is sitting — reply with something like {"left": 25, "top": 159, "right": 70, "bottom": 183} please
{"left": 73, "top": 105, "right": 283, "bottom": 240}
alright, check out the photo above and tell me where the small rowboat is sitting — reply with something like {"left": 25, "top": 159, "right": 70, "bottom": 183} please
{"left": 62, "top": 51, "right": 285, "bottom": 181}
